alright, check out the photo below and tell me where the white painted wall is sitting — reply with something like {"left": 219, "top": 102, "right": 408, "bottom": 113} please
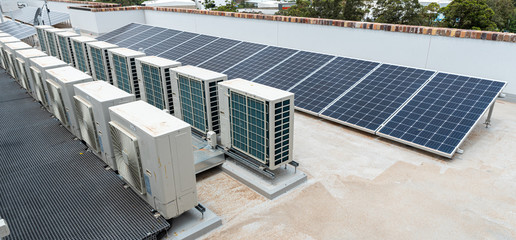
{"left": 69, "top": 9, "right": 516, "bottom": 93}
{"left": 69, "top": 9, "right": 145, "bottom": 35}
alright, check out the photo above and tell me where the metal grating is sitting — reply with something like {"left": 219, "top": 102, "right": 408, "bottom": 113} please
{"left": 0, "top": 72, "right": 170, "bottom": 240}
{"left": 177, "top": 74, "right": 207, "bottom": 133}
{"left": 141, "top": 63, "right": 165, "bottom": 109}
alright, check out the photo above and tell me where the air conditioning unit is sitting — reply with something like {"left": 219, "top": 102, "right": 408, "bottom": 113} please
{"left": 86, "top": 41, "right": 118, "bottom": 83}
{"left": 4, "top": 42, "right": 31, "bottom": 82}
{"left": 70, "top": 36, "right": 96, "bottom": 75}
{"left": 0, "top": 33, "right": 11, "bottom": 38}
{"left": 218, "top": 79, "right": 294, "bottom": 170}
{"left": 135, "top": 56, "right": 181, "bottom": 114}
{"left": 43, "top": 28, "right": 66, "bottom": 59}
{"left": 108, "top": 48, "right": 145, "bottom": 98}
{"left": 29, "top": 56, "right": 67, "bottom": 109}
{"left": 0, "top": 36, "right": 21, "bottom": 70}
{"left": 171, "top": 66, "right": 227, "bottom": 136}
{"left": 55, "top": 31, "right": 80, "bottom": 67}
{"left": 73, "top": 81, "right": 135, "bottom": 169}
{"left": 14, "top": 49, "right": 47, "bottom": 93}
{"left": 46, "top": 66, "right": 93, "bottom": 137}
{"left": 35, "top": 25, "right": 52, "bottom": 54}
{"left": 109, "top": 100, "right": 198, "bottom": 219}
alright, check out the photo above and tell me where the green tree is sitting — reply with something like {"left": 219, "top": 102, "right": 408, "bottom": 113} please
{"left": 508, "top": 9, "right": 516, "bottom": 32}
{"left": 276, "top": 0, "right": 312, "bottom": 17}
{"left": 214, "top": 0, "right": 238, "bottom": 12}
{"left": 485, "top": 0, "right": 514, "bottom": 30}
{"left": 372, "top": 0, "right": 424, "bottom": 25}
{"left": 439, "top": 0, "right": 497, "bottom": 30}
{"left": 342, "top": 0, "right": 370, "bottom": 21}
{"left": 421, "top": 2, "right": 441, "bottom": 26}
{"left": 203, "top": 0, "right": 216, "bottom": 9}
{"left": 311, "top": 0, "right": 344, "bottom": 19}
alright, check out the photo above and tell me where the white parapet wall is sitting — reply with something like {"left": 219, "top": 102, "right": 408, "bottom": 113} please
{"left": 67, "top": 7, "right": 516, "bottom": 94}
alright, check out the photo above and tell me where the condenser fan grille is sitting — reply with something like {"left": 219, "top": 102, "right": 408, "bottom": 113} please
{"left": 109, "top": 121, "right": 145, "bottom": 194}
{"left": 47, "top": 80, "right": 68, "bottom": 126}
{"left": 73, "top": 96, "right": 99, "bottom": 152}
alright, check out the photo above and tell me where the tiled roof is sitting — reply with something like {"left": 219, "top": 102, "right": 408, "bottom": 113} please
{"left": 61, "top": 1, "right": 516, "bottom": 43}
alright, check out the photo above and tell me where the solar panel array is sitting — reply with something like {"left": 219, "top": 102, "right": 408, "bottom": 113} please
{"left": 0, "top": 21, "right": 36, "bottom": 39}
{"left": 100, "top": 23, "right": 506, "bottom": 158}
{"left": 8, "top": 7, "right": 69, "bottom": 26}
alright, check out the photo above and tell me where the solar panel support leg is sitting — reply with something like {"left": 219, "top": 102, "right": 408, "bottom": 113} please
{"left": 484, "top": 104, "right": 495, "bottom": 128}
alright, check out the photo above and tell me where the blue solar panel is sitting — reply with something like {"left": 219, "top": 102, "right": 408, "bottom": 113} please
{"left": 198, "top": 42, "right": 266, "bottom": 73}
{"left": 97, "top": 23, "right": 141, "bottom": 41}
{"left": 321, "top": 64, "right": 435, "bottom": 132}
{"left": 158, "top": 35, "right": 218, "bottom": 60}
{"left": 144, "top": 32, "right": 198, "bottom": 57}
{"left": 104, "top": 24, "right": 152, "bottom": 44}
{"left": 253, "top": 51, "right": 334, "bottom": 90}
{"left": 224, "top": 46, "right": 297, "bottom": 80}
{"left": 177, "top": 38, "right": 240, "bottom": 66}
{"left": 128, "top": 29, "right": 181, "bottom": 52}
{"left": 290, "top": 57, "right": 379, "bottom": 114}
{"left": 116, "top": 27, "right": 165, "bottom": 48}
{"left": 378, "top": 73, "right": 506, "bottom": 157}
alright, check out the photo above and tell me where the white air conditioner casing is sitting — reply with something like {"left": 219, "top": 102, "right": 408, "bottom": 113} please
{"left": 56, "top": 31, "right": 80, "bottom": 67}
{"left": 44, "top": 28, "right": 66, "bottom": 59}
{"left": 171, "top": 65, "right": 227, "bottom": 136}
{"left": 73, "top": 81, "right": 135, "bottom": 169}
{"left": 108, "top": 100, "right": 198, "bottom": 219}
{"left": 86, "top": 41, "right": 118, "bottom": 83}
{"left": 35, "top": 25, "right": 52, "bottom": 53}
{"left": 0, "top": 33, "right": 11, "bottom": 37}
{"left": 70, "top": 36, "right": 96, "bottom": 75}
{"left": 29, "top": 56, "right": 67, "bottom": 108}
{"left": 0, "top": 37, "right": 20, "bottom": 70}
{"left": 218, "top": 78, "right": 294, "bottom": 170}
{"left": 14, "top": 49, "right": 47, "bottom": 93}
{"left": 45, "top": 66, "right": 93, "bottom": 137}
{"left": 136, "top": 56, "right": 181, "bottom": 114}
{"left": 4, "top": 42, "right": 31, "bottom": 82}
{"left": 108, "top": 48, "right": 145, "bottom": 98}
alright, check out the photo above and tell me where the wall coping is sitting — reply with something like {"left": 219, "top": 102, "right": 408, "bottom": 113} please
{"left": 61, "top": 1, "right": 516, "bottom": 43}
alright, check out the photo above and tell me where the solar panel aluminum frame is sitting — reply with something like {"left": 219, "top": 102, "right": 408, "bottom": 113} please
{"left": 14, "top": 49, "right": 47, "bottom": 93}
{"left": 170, "top": 65, "right": 227, "bottom": 136}
{"left": 70, "top": 36, "right": 97, "bottom": 75}
{"left": 56, "top": 31, "right": 80, "bottom": 67}
{"left": 4, "top": 42, "right": 31, "bottom": 82}
{"left": 135, "top": 56, "right": 181, "bottom": 115}
{"left": 317, "top": 64, "right": 437, "bottom": 135}
{"left": 108, "top": 48, "right": 146, "bottom": 98}
{"left": 35, "top": 25, "right": 52, "bottom": 53}
{"left": 86, "top": 41, "right": 118, "bottom": 83}
{"left": 376, "top": 73, "right": 507, "bottom": 158}
{"left": 218, "top": 79, "right": 294, "bottom": 170}
{"left": 43, "top": 28, "right": 66, "bottom": 59}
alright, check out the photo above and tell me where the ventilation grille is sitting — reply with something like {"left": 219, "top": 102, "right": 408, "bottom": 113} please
{"left": 273, "top": 99, "right": 291, "bottom": 166}
{"left": 109, "top": 121, "right": 144, "bottom": 194}
{"left": 177, "top": 74, "right": 208, "bottom": 133}
{"left": 74, "top": 96, "right": 99, "bottom": 152}
{"left": 36, "top": 28, "right": 47, "bottom": 52}
{"left": 208, "top": 81, "right": 221, "bottom": 134}
{"left": 73, "top": 41, "right": 87, "bottom": 73}
{"left": 130, "top": 57, "right": 140, "bottom": 98}
{"left": 31, "top": 68, "right": 46, "bottom": 105}
{"left": 104, "top": 49, "right": 113, "bottom": 84}
{"left": 58, "top": 36, "right": 71, "bottom": 64}
{"left": 164, "top": 68, "right": 174, "bottom": 114}
{"left": 47, "top": 80, "right": 68, "bottom": 126}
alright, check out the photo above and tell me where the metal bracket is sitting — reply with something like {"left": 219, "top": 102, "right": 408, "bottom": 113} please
{"left": 484, "top": 104, "right": 495, "bottom": 128}
{"left": 195, "top": 204, "right": 206, "bottom": 219}
{"left": 289, "top": 161, "right": 299, "bottom": 173}
{"left": 222, "top": 148, "right": 275, "bottom": 179}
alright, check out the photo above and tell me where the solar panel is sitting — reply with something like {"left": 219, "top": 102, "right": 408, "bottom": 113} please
{"left": 97, "top": 23, "right": 141, "bottom": 41}
{"left": 321, "top": 64, "right": 435, "bottom": 132}
{"left": 116, "top": 27, "right": 165, "bottom": 47}
{"left": 198, "top": 42, "right": 266, "bottom": 73}
{"left": 9, "top": 7, "right": 69, "bottom": 26}
{"left": 377, "top": 73, "right": 506, "bottom": 157}
{"left": 224, "top": 46, "right": 297, "bottom": 80}
{"left": 128, "top": 29, "right": 181, "bottom": 52}
{"left": 253, "top": 51, "right": 334, "bottom": 90}
{"left": 177, "top": 38, "right": 240, "bottom": 66}
{"left": 105, "top": 24, "right": 153, "bottom": 44}
{"left": 290, "top": 57, "right": 380, "bottom": 114}
{"left": 144, "top": 32, "right": 198, "bottom": 57}
{"left": 0, "top": 21, "right": 35, "bottom": 39}
{"left": 158, "top": 35, "right": 218, "bottom": 60}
